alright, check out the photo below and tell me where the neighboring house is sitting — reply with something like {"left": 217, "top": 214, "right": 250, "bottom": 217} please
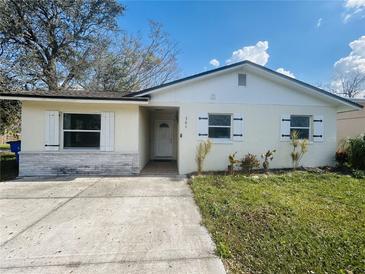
{"left": 337, "top": 98, "right": 365, "bottom": 142}
{"left": 0, "top": 61, "right": 362, "bottom": 176}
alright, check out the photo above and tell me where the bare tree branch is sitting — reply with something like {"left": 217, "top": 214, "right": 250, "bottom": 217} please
{"left": 330, "top": 72, "right": 365, "bottom": 98}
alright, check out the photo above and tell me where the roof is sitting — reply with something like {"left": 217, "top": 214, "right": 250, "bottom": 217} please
{"left": 125, "top": 60, "right": 363, "bottom": 109}
{"left": 351, "top": 98, "right": 365, "bottom": 104}
{"left": 0, "top": 90, "right": 148, "bottom": 102}
{"left": 0, "top": 61, "right": 362, "bottom": 109}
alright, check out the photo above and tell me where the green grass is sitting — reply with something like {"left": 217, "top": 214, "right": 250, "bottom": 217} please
{"left": 191, "top": 172, "right": 365, "bottom": 273}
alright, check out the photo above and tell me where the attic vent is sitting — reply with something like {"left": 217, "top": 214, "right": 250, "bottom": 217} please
{"left": 238, "top": 73, "right": 247, "bottom": 86}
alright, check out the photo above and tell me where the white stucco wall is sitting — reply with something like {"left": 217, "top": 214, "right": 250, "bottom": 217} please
{"left": 138, "top": 107, "right": 150, "bottom": 169}
{"left": 174, "top": 103, "right": 337, "bottom": 174}
{"left": 148, "top": 69, "right": 339, "bottom": 174}
{"left": 21, "top": 101, "right": 139, "bottom": 153}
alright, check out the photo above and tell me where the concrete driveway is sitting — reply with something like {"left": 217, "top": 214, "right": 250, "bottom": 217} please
{"left": 0, "top": 177, "right": 225, "bottom": 274}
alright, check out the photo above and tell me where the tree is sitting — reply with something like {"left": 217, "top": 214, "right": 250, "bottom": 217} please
{"left": 0, "top": 66, "right": 21, "bottom": 136}
{"left": 0, "top": 0, "right": 124, "bottom": 91}
{"left": 331, "top": 72, "right": 365, "bottom": 98}
{"left": 80, "top": 21, "right": 179, "bottom": 93}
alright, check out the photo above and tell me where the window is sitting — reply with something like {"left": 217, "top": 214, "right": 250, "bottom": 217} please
{"left": 63, "top": 113, "right": 101, "bottom": 148}
{"left": 290, "top": 115, "right": 310, "bottom": 139}
{"left": 208, "top": 114, "right": 231, "bottom": 139}
{"left": 238, "top": 73, "right": 247, "bottom": 86}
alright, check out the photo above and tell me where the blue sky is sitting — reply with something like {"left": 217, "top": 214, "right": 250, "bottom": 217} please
{"left": 119, "top": 1, "right": 365, "bottom": 87}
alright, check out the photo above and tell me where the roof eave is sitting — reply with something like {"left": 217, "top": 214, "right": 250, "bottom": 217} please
{"left": 0, "top": 93, "right": 149, "bottom": 104}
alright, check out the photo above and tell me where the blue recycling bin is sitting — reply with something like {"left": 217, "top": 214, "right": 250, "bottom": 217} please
{"left": 6, "top": 140, "right": 21, "bottom": 164}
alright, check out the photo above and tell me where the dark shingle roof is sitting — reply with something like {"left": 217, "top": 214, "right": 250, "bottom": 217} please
{"left": 0, "top": 90, "right": 148, "bottom": 101}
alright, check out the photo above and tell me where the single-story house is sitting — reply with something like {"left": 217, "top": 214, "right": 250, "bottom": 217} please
{"left": 0, "top": 61, "right": 362, "bottom": 176}
{"left": 337, "top": 98, "right": 365, "bottom": 142}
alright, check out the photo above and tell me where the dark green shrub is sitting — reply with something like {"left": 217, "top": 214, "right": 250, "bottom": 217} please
{"left": 348, "top": 135, "right": 365, "bottom": 170}
{"left": 0, "top": 153, "right": 18, "bottom": 181}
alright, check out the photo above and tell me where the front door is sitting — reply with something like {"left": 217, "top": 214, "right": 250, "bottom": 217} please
{"left": 154, "top": 120, "right": 173, "bottom": 158}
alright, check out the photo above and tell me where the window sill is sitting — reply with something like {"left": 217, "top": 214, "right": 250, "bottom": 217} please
{"left": 209, "top": 138, "right": 233, "bottom": 144}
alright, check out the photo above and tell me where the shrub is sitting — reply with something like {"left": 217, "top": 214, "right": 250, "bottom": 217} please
{"left": 261, "top": 149, "right": 276, "bottom": 173}
{"left": 290, "top": 131, "right": 308, "bottom": 169}
{"left": 348, "top": 134, "right": 365, "bottom": 170}
{"left": 195, "top": 140, "right": 212, "bottom": 175}
{"left": 228, "top": 152, "right": 240, "bottom": 174}
{"left": 352, "top": 169, "right": 365, "bottom": 179}
{"left": 241, "top": 153, "right": 260, "bottom": 174}
{"left": 335, "top": 151, "right": 348, "bottom": 167}
{"left": 336, "top": 138, "right": 349, "bottom": 167}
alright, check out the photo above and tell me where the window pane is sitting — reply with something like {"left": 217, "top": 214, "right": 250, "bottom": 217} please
{"left": 64, "top": 132, "right": 100, "bottom": 148}
{"left": 209, "top": 114, "right": 231, "bottom": 126}
{"left": 209, "top": 127, "right": 231, "bottom": 138}
{"left": 291, "top": 116, "right": 309, "bottom": 127}
{"left": 63, "top": 114, "right": 101, "bottom": 130}
{"left": 290, "top": 129, "right": 309, "bottom": 139}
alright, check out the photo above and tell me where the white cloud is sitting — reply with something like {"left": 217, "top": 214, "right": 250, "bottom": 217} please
{"left": 276, "top": 68, "right": 296, "bottom": 78}
{"left": 332, "top": 35, "right": 365, "bottom": 97}
{"left": 345, "top": 0, "right": 365, "bottom": 8}
{"left": 209, "top": 59, "right": 220, "bottom": 67}
{"left": 316, "top": 18, "right": 323, "bottom": 27}
{"left": 226, "top": 41, "right": 269, "bottom": 66}
{"left": 334, "top": 35, "right": 365, "bottom": 75}
{"left": 343, "top": 0, "right": 365, "bottom": 22}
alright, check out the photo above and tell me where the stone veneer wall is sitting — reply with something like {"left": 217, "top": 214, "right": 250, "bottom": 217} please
{"left": 19, "top": 152, "right": 139, "bottom": 176}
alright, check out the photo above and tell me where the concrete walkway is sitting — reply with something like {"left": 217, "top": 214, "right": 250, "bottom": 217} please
{"left": 0, "top": 177, "right": 225, "bottom": 274}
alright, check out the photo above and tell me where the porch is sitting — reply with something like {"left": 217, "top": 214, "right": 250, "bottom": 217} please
{"left": 139, "top": 106, "right": 179, "bottom": 175}
{"left": 141, "top": 160, "right": 178, "bottom": 175}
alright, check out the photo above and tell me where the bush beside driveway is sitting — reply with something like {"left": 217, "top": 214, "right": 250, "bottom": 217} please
{"left": 191, "top": 172, "right": 365, "bottom": 273}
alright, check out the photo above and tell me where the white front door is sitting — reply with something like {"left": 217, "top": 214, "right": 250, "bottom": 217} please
{"left": 154, "top": 120, "right": 173, "bottom": 158}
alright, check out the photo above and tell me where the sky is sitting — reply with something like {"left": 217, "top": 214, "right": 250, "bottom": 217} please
{"left": 118, "top": 0, "right": 365, "bottom": 89}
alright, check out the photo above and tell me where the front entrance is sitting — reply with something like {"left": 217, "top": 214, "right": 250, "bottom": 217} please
{"left": 154, "top": 120, "right": 173, "bottom": 158}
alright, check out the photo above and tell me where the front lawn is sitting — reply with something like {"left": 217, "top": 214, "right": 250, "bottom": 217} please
{"left": 191, "top": 172, "right": 365, "bottom": 273}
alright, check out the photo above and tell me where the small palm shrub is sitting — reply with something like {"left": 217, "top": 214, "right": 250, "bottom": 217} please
{"left": 228, "top": 152, "right": 240, "bottom": 175}
{"left": 195, "top": 140, "right": 212, "bottom": 175}
{"left": 241, "top": 153, "right": 260, "bottom": 174}
{"left": 261, "top": 149, "right": 276, "bottom": 173}
{"left": 290, "top": 130, "right": 308, "bottom": 169}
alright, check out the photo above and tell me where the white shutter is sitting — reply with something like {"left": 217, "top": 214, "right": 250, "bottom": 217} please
{"left": 197, "top": 113, "right": 208, "bottom": 140}
{"left": 100, "top": 112, "right": 115, "bottom": 151}
{"left": 313, "top": 115, "right": 324, "bottom": 142}
{"left": 233, "top": 113, "right": 244, "bottom": 141}
{"left": 45, "top": 111, "right": 59, "bottom": 151}
{"left": 280, "top": 115, "right": 291, "bottom": 141}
